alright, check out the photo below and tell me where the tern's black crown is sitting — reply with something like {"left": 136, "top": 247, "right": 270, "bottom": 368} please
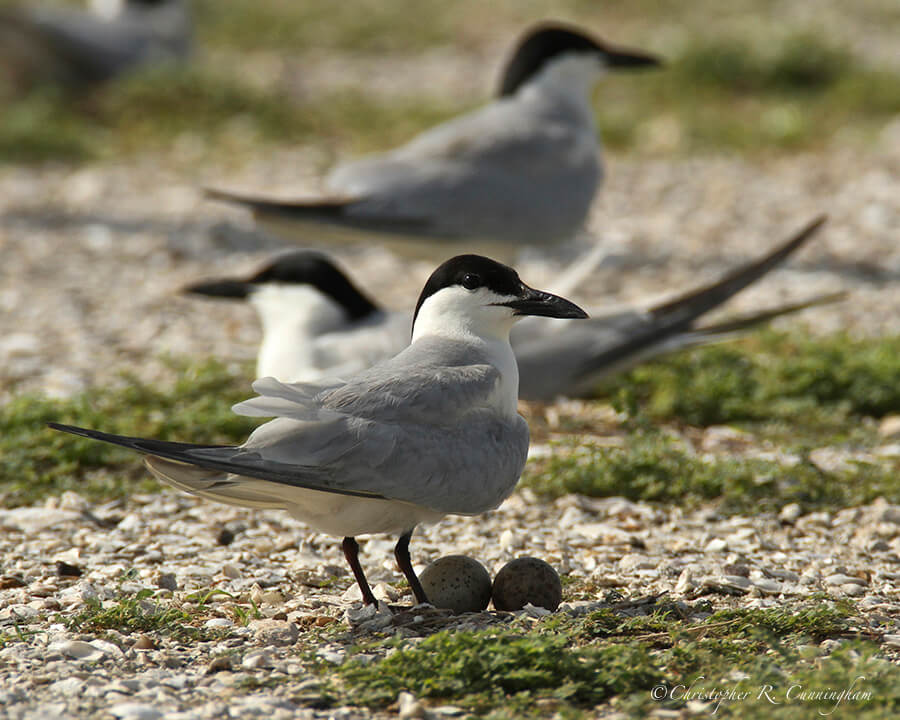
{"left": 250, "top": 251, "right": 379, "bottom": 321}
{"left": 413, "top": 255, "right": 523, "bottom": 324}
{"left": 498, "top": 22, "right": 604, "bottom": 96}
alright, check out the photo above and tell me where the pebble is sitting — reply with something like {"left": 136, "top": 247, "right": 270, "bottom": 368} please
{"left": 618, "top": 554, "right": 656, "bottom": 571}
{"left": 157, "top": 573, "right": 178, "bottom": 591}
{"left": 674, "top": 568, "right": 695, "bottom": 594}
{"left": 47, "top": 677, "right": 86, "bottom": 696}
{"left": 839, "top": 584, "right": 867, "bottom": 597}
{"left": 206, "top": 656, "right": 233, "bottom": 674}
{"left": 204, "top": 618, "right": 234, "bottom": 629}
{"left": 249, "top": 619, "right": 298, "bottom": 646}
{"left": 55, "top": 561, "right": 83, "bottom": 577}
{"left": 317, "top": 648, "right": 346, "bottom": 665}
{"left": 398, "top": 691, "right": 426, "bottom": 720}
{"left": 877, "top": 415, "right": 900, "bottom": 439}
{"left": 133, "top": 635, "right": 155, "bottom": 650}
{"left": 721, "top": 575, "right": 752, "bottom": 590}
{"left": 704, "top": 538, "right": 728, "bottom": 553}
{"left": 722, "top": 563, "right": 750, "bottom": 577}
{"left": 48, "top": 640, "right": 105, "bottom": 661}
{"left": 779, "top": 504, "right": 802, "bottom": 523}
{"left": 824, "top": 573, "right": 867, "bottom": 586}
{"left": 108, "top": 703, "right": 164, "bottom": 720}
{"left": 751, "top": 579, "right": 783, "bottom": 595}
{"left": 217, "top": 527, "right": 236, "bottom": 546}
{"left": 221, "top": 563, "right": 242, "bottom": 579}
{"left": 241, "top": 651, "right": 273, "bottom": 670}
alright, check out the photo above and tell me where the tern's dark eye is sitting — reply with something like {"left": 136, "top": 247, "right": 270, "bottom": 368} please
{"left": 461, "top": 273, "right": 481, "bottom": 290}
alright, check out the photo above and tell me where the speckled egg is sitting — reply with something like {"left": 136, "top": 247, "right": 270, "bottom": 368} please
{"left": 491, "top": 557, "right": 562, "bottom": 612}
{"left": 419, "top": 555, "right": 493, "bottom": 613}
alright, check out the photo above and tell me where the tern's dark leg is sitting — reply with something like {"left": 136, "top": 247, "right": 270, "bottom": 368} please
{"left": 342, "top": 536, "right": 377, "bottom": 606}
{"left": 394, "top": 529, "right": 429, "bottom": 605}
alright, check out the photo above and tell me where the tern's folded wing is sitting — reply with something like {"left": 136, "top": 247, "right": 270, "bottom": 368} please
{"left": 236, "top": 338, "right": 504, "bottom": 426}
{"left": 47, "top": 422, "right": 384, "bottom": 499}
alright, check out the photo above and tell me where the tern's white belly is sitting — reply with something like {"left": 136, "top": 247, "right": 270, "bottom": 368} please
{"left": 283, "top": 488, "right": 446, "bottom": 537}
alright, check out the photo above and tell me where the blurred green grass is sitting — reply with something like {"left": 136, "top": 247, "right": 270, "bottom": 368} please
{"left": 0, "top": 357, "right": 257, "bottom": 507}
{"left": 1, "top": 0, "right": 898, "bottom": 163}
{"left": 605, "top": 329, "right": 900, "bottom": 427}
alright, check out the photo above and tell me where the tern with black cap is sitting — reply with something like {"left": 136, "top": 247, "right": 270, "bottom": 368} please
{"left": 50, "top": 255, "right": 587, "bottom": 607}
{"left": 206, "top": 21, "right": 661, "bottom": 255}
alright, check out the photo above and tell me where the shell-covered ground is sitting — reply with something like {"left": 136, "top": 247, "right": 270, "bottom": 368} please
{"left": 1, "top": 1, "right": 899, "bottom": 718}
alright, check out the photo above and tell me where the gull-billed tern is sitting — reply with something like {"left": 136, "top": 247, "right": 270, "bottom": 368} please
{"left": 206, "top": 21, "right": 660, "bottom": 256}
{"left": 50, "top": 255, "right": 588, "bottom": 606}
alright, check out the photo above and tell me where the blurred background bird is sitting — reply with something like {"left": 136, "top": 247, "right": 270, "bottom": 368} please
{"left": 0, "top": 0, "right": 191, "bottom": 93}
{"left": 207, "top": 21, "right": 660, "bottom": 259}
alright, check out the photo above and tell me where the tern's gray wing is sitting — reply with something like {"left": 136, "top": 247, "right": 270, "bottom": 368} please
{"left": 210, "top": 97, "right": 601, "bottom": 247}
{"left": 237, "top": 336, "right": 506, "bottom": 427}
{"left": 228, "top": 338, "right": 527, "bottom": 513}
{"left": 324, "top": 98, "right": 601, "bottom": 243}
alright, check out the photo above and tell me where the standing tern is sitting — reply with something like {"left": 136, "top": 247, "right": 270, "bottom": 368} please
{"left": 184, "top": 216, "right": 838, "bottom": 400}
{"left": 50, "top": 255, "right": 587, "bottom": 606}
{"left": 206, "top": 21, "right": 660, "bottom": 255}
{"left": 0, "top": 0, "right": 191, "bottom": 90}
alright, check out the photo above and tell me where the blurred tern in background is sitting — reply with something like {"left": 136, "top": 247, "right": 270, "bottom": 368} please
{"left": 206, "top": 21, "right": 661, "bottom": 257}
{"left": 51, "top": 255, "right": 587, "bottom": 606}
{"left": 185, "top": 216, "right": 840, "bottom": 401}
{"left": 0, "top": 0, "right": 191, "bottom": 90}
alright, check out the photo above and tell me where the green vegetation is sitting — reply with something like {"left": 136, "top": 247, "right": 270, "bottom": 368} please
{"left": 194, "top": 0, "right": 459, "bottom": 53}
{"left": 0, "top": 357, "right": 256, "bottom": 506}
{"left": 523, "top": 330, "right": 900, "bottom": 512}
{"left": 0, "top": 69, "right": 460, "bottom": 164}
{"left": 1, "top": 1, "right": 898, "bottom": 162}
{"left": 523, "top": 428, "right": 898, "bottom": 513}
{"left": 605, "top": 330, "right": 900, "bottom": 426}
{"left": 63, "top": 588, "right": 211, "bottom": 642}
{"left": 337, "top": 630, "right": 660, "bottom": 710}
{"left": 599, "top": 33, "right": 900, "bottom": 152}
{"left": 327, "top": 600, "right": 899, "bottom": 718}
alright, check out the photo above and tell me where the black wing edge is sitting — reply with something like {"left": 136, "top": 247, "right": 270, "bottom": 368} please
{"left": 203, "top": 187, "right": 432, "bottom": 233}
{"left": 650, "top": 214, "right": 827, "bottom": 322}
{"left": 572, "top": 215, "right": 828, "bottom": 380}
{"left": 46, "top": 423, "right": 385, "bottom": 500}
{"left": 687, "top": 291, "right": 847, "bottom": 337}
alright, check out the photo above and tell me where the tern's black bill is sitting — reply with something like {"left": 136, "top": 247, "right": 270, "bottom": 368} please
{"left": 603, "top": 45, "right": 662, "bottom": 69}
{"left": 181, "top": 279, "right": 253, "bottom": 300}
{"left": 500, "top": 287, "right": 588, "bottom": 320}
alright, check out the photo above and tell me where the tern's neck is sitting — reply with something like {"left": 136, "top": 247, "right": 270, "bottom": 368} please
{"left": 515, "top": 55, "right": 599, "bottom": 126}
{"left": 412, "top": 310, "right": 520, "bottom": 416}
{"left": 250, "top": 285, "right": 352, "bottom": 337}
{"left": 250, "top": 285, "right": 364, "bottom": 382}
